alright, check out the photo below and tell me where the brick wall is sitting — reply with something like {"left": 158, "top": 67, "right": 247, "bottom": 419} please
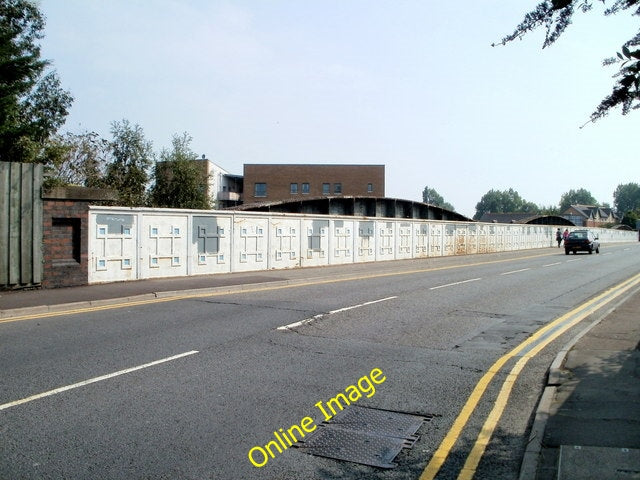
{"left": 42, "top": 199, "right": 90, "bottom": 288}
{"left": 243, "top": 164, "right": 385, "bottom": 203}
{"left": 42, "top": 187, "right": 117, "bottom": 288}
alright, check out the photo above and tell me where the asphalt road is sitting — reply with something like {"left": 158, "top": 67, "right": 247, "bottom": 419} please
{"left": 2, "top": 244, "right": 639, "bottom": 480}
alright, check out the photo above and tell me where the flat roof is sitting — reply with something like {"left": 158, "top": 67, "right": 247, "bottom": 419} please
{"left": 243, "top": 163, "right": 385, "bottom": 167}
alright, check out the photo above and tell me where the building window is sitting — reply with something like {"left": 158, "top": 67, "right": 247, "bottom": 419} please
{"left": 302, "top": 183, "right": 310, "bottom": 194}
{"left": 367, "top": 183, "right": 373, "bottom": 193}
{"left": 334, "top": 183, "right": 342, "bottom": 194}
{"left": 254, "top": 182, "right": 267, "bottom": 197}
{"left": 290, "top": 183, "right": 298, "bottom": 194}
{"left": 322, "top": 183, "right": 330, "bottom": 195}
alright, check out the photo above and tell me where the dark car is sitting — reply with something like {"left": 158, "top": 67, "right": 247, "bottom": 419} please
{"left": 564, "top": 229, "right": 600, "bottom": 255}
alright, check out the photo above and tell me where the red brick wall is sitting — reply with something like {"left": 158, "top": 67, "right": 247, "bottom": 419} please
{"left": 40, "top": 187, "right": 117, "bottom": 288}
{"left": 243, "top": 164, "right": 385, "bottom": 203}
{"left": 42, "top": 199, "right": 90, "bottom": 288}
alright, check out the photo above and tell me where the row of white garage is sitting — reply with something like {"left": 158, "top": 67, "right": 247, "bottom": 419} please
{"left": 88, "top": 206, "right": 636, "bottom": 284}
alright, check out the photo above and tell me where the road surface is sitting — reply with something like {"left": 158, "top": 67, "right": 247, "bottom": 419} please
{"left": 2, "top": 244, "right": 639, "bottom": 479}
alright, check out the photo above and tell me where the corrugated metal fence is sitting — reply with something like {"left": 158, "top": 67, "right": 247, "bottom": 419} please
{"left": 0, "top": 162, "right": 43, "bottom": 288}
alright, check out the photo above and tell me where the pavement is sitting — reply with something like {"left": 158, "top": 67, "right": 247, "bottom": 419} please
{"left": 1, "top": 266, "right": 639, "bottom": 480}
{"left": 520, "top": 286, "right": 640, "bottom": 480}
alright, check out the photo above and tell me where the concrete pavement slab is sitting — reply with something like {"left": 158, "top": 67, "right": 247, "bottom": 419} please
{"left": 526, "top": 287, "right": 640, "bottom": 479}
{"left": 557, "top": 446, "right": 640, "bottom": 480}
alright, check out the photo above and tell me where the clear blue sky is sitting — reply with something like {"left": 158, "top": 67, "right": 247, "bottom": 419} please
{"left": 39, "top": 1, "right": 638, "bottom": 218}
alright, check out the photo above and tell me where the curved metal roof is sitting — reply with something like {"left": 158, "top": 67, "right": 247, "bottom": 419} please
{"left": 611, "top": 223, "right": 634, "bottom": 230}
{"left": 479, "top": 213, "right": 576, "bottom": 226}
{"left": 520, "top": 215, "right": 576, "bottom": 226}
{"left": 228, "top": 196, "right": 472, "bottom": 222}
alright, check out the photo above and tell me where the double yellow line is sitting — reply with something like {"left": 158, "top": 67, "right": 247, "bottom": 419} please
{"left": 420, "top": 271, "right": 640, "bottom": 480}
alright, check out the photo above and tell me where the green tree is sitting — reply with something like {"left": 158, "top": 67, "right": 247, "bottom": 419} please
{"left": 495, "top": 0, "right": 640, "bottom": 123}
{"left": 559, "top": 188, "right": 598, "bottom": 212}
{"left": 473, "top": 188, "right": 536, "bottom": 220}
{"left": 441, "top": 201, "right": 455, "bottom": 211}
{"left": 422, "top": 186, "right": 455, "bottom": 211}
{"left": 42, "top": 131, "right": 109, "bottom": 188}
{"left": 103, "top": 120, "right": 153, "bottom": 207}
{"left": 613, "top": 182, "right": 640, "bottom": 214}
{"left": 0, "top": 0, "right": 73, "bottom": 162}
{"left": 521, "top": 200, "right": 540, "bottom": 213}
{"left": 620, "top": 209, "right": 640, "bottom": 229}
{"left": 149, "top": 132, "right": 210, "bottom": 209}
{"left": 538, "top": 204, "right": 560, "bottom": 215}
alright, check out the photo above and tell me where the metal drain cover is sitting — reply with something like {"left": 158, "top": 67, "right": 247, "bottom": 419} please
{"left": 295, "top": 405, "right": 432, "bottom": 469}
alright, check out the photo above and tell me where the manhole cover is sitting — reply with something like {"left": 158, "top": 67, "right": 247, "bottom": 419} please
{"left": 295, "top": 405, "right": 432, "bottom": 469}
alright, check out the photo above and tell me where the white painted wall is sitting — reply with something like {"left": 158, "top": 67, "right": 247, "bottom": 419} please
{"left": 88, "top": 207, "right": 638, "bottom": 284}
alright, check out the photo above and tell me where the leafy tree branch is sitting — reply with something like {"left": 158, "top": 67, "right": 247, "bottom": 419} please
{"left": 494, "top": 0, "right": 639, "bottom": 124}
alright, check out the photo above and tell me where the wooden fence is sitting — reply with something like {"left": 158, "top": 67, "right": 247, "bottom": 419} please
{"left": 0, "top": 162, "right": 43, "bottom": 288}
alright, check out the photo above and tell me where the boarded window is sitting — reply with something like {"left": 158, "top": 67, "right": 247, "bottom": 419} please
{"left": 52, "top": 218, "right": 81, "bottom": 264}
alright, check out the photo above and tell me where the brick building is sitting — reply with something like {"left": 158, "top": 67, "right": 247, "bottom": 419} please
{"left": 562, "top": 204, "right": 620, "bottom": 227}
{"left": 243, "top": 164, "right": 385, "bottom": 204}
